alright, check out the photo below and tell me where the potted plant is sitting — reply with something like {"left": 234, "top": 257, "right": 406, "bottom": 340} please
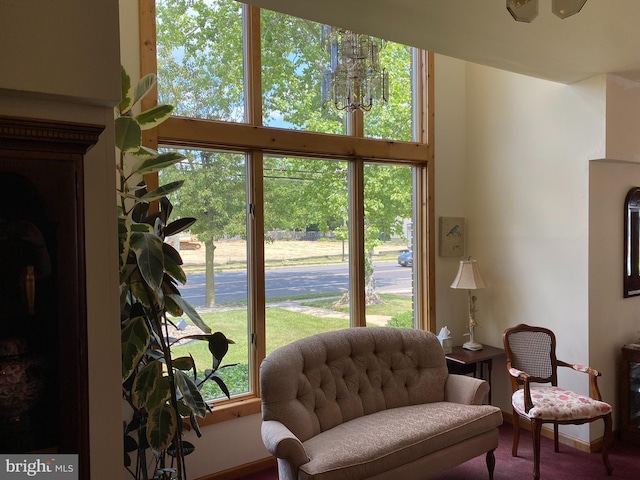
{"left": 117, "top": 66, "right": 232, "bottom": 480}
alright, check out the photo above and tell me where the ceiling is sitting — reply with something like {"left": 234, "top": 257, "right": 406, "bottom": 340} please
{"left": 242, "top": 0, "right": 640, "bottom": 84}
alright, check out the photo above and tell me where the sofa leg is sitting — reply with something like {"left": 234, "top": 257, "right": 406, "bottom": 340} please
{"left": 486, "top": 449, "right": 496, "bottom": 480}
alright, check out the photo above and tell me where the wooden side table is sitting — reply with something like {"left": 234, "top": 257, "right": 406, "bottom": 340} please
{"left": 445, "top": 345, "right": 505, "bottom": 404}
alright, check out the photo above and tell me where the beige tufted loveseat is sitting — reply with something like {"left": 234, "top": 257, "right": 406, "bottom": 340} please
{"left": 260, "top": 327, "right": 503, "bottom": 480}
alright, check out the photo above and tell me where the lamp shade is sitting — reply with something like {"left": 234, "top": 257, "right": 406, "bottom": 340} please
{"left": 450, "top": 259, "right": 487, "bottom": 290}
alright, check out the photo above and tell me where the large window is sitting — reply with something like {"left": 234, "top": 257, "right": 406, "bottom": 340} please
{"left": 146, "top": 0, "right": 434, "bottom": 417}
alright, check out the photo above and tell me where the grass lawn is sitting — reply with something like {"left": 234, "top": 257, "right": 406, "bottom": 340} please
{"left": 170, "top": 306, "right": 349, "bottom": 398}
{"left": 168, "top": 289, "right": 411, "bottom": 398}
{"left": 301, "top": 293, "right": 412, "bottom": 317}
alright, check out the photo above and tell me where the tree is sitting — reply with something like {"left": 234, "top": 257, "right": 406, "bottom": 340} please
{"left": 162, "top": 150, "right": 245, "bottom": 307}
{"left": 156, "top": 0, "right": 414, "bottom": 305}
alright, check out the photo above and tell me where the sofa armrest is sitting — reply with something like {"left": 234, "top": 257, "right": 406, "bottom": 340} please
{"left": 261, "top": 420, "right": 309, "bottom": 469}
{"left": 444, "top": 374, "right": 490, "bottom": 405}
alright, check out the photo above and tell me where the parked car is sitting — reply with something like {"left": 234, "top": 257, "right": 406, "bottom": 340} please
{"left": 397, "top": 250, "right": 413, "bottom": 267}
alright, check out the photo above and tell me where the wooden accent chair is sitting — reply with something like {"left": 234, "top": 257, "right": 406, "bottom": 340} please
{"left": 502, "top": 324, "right": 613, "bottom": 480}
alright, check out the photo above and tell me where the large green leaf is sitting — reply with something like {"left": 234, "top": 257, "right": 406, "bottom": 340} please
{"left": 130, "top": 146, "right": 160, "bottom": 159}
{"left": 164, "top": 251, "right": 186, "bottom": 285}
{"left": 121, "top": 316, "right": 150, "bottom": 381}
{"left": 132, "top": 360, "right": 161, "bottom": 409}
{"left": 117, "top": 65, "right": 133, "bottom": 115}
{"left": 136, "top": 104, "right": 174, "bottom": 131}
{"left": 164, "top": 217, "right": 196, "bottom": 238}
{"left": 167, "top": 440, "right": 196, "bottom": 458}
{"left": 162, "top": 242, "right": 183, "bottom": 266}
{"left": 129, "top": 272, "right": 153, "bottom": 309}
{"left": 131, "top": 151, "right": 186, "bottom": 176}
{"left": 147, "top": 403, "right": 176, "bottom": 452}
{"left": 167, "top": 294, "right": 210, "bottom": 333}
{"left": 172, "top": 356, "right": 195, "bottom": 371}
{"left": 115, "top": 116, "right": 142, "bottom": 152}
{"left": 118, "top": 215, "right": 132, "bottom": 271}
{"left": 132, "top": 73, "right": 156, "bottom": 109}
{"left": 204, "top": 370, "right": 231, "bottom": 399}
{"left": 207, "top": 332, "right": 230, "bottom": 368}
{"left": 175, "top": 370, "right": 207, "bottom": 418}
{"left": 164, "top": 292, "right": 183, "bottom": 317}
{"left": 130, "top": 232, "right": 164, "bottom": 292}
{"left": 144, "top": 376, "right": 172, "bottom": 411}
{"left": 140, "top": 181, "right": 184, "bottom": 203}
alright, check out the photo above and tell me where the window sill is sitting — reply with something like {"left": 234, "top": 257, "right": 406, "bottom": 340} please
{"left": 198, "top": 396, "right": 262, "bottom": 427}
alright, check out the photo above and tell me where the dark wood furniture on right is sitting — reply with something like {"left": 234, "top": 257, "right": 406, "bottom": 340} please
{"left": 621, "top": 344, "right": 640, "bottom": 444}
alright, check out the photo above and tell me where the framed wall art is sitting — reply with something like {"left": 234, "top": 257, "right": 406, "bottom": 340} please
{"left": 439, "top": 217, "right": 465, "bottom": 257}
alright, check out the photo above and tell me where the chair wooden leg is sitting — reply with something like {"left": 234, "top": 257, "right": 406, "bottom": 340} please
{"left": 602, "top": 413, "right": 613, "bottom": 476}
{"left": 532, "top": 420, "right": 542, "bottom": 480}
{"left": 512, "top": 410, "right": 520, "bottom": 457}
{"left": 553, "top": 423, "right": 559, "bottom": 453}
{"left": 486, "top": 449, "right": 496, "bottom": 480}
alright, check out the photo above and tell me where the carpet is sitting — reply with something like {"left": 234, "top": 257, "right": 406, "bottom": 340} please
{"left": 238, "top": 422, "right": 639, "bottom": 480}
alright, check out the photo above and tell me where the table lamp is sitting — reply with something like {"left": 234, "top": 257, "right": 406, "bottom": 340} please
{"left": 450, "top": 257, "right": 487, "bottom": 350}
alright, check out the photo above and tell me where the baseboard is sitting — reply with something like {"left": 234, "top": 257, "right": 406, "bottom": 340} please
{"left": 195, "top": 456, "right": 276, "bottom": 480}
{"left": 502, "top": 411, "right": 609, "bottom": 453}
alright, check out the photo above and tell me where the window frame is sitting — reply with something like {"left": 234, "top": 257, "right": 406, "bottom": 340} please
{"left": 139, "top": 0, "right": 435, "bottom": 425}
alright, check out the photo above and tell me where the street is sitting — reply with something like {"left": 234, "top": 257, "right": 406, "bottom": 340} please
{"left": 179, "top": 260, "right": 412, "bottom": 307}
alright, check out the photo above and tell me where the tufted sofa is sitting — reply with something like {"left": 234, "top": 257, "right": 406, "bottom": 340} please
{"left": 260, "top": 327, "right": 503, "bottom": 480}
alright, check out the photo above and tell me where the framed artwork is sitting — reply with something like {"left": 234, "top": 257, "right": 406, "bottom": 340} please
{"left": 439, "top": 217, "right": 465, "bottom": 257}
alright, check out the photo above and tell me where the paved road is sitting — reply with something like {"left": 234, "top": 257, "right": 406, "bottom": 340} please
{"left": 179, "top": 260, "right": 412, "bottom": 307}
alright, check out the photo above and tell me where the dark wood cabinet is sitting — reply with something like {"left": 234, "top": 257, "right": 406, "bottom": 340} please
{"left": 0, "top": 116, "right": 103, "bottom": 478}
{"left": 621, "top": 344, "right": 640, "bottom": 445}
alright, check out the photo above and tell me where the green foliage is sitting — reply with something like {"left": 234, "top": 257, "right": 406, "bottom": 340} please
{"left": 117, "top": 66, "right": 232, "bottom": 480}
{"left": 386, "top": 310, "right": 414, "bottom": 329}
{"left": 155, "top": 1, "right": 415, "bottom": 305}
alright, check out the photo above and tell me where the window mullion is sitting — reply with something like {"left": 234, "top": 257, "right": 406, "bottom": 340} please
{"left": 246, "top": 151, "right": 266, "bottom": 393}
{"left": 348, "top": 159, "right": 366, "bottom": 327}
{"left": 243, "top": 4, "right": 262, "bottom": 126}
{"left": 409, "top": 50, "right": 435, "bottom": 333}
{"left": 243, "top": 4, "right": 266, "bottom": 393}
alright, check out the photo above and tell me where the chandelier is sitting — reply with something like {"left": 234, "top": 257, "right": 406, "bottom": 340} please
{"left": 321, "top": 25, "right": 389, "bottom": 112}
{"left": 507, "top": 0, "right": 588, "bottom": 22}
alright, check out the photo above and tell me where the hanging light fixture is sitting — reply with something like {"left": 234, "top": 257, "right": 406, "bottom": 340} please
{"left": 507, "top": 0, "right": 588, "bottom": 23}
{"left": 321, "top": 25, "right": 389, "bottom": 112}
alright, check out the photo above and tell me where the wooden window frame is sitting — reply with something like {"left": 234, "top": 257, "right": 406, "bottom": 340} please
{"left": 138, "top": 0, "right": 435, "bottom": 425}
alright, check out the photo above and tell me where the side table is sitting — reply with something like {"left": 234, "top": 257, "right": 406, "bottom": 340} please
{"left": 445, "top": 345, "right": 505, "bottom": 404}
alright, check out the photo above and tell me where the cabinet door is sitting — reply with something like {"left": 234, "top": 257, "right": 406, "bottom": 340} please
{"left": 0, "top": 116, "right": 103, "bottom": 478}
{"left": 622, "top": 346, "right": 640, "bottom": 445}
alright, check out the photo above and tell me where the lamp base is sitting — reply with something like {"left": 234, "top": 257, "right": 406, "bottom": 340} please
{"left": 463, "top": 341, "right": 483, "bottom": 351}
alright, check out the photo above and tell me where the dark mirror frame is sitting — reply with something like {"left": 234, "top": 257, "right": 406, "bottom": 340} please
{"left": 624, "top": 187, "right": 640, "bottom": 297}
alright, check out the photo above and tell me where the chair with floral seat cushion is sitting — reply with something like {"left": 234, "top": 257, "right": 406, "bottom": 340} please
{"left": 502, "top": 324, "right": 612, "bottom": 480}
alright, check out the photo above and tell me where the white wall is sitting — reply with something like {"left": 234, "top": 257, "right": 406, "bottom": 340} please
{"left": 589, "top": 160, "right": 640, "bottom": 433}
{"left": 0, "top": 0, "right": 120, "bottom": 105}
{"left": 589, "top": 73, "right": 640, "bottom": 435}
{"left": 433, "top": 55, "right": 471, "bottom": 341}
{"left": 0, "top": 1, "right": 122, "bottom": 478}
{"left": 443, "top": 59, "right": 608, "bottom": 443}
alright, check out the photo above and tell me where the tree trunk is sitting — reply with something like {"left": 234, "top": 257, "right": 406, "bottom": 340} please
{"left": 364, "top": 250, "right": 382, "bottom": 305}
{"left": 205, "top": 239, "right": 216, "bottom": 307}
{"left": 333, "top": 250, "right": 382, "bottom": 307}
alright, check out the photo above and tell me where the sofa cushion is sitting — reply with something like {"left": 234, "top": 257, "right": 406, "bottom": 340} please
{"left": 299, "top": 402, "right": 502, "bottom": 480}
